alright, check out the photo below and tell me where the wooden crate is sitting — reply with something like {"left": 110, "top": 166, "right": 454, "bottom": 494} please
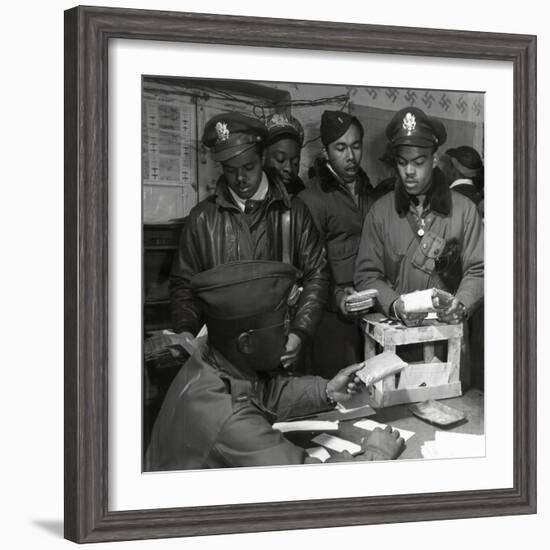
{"left": 362, "top": 313, "right": 463, "bottom": 408}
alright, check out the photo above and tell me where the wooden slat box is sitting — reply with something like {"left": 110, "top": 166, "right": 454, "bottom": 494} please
{"left": 361, "top": 313, "right": 463, "bottom": 408}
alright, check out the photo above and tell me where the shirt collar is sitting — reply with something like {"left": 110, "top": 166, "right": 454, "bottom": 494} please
{"left": 228, "top": 171, "right": 269, "bottom": 212}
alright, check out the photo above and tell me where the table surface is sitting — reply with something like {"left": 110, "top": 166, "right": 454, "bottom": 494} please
{"left": 286, "top": 389, "right": 484, "bottom": 460}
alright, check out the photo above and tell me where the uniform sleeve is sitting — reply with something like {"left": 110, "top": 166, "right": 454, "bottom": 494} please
{"left": 354, "top": 206, "right": 400, "bottom": 315}
{"left": 455, "top": 199, "right": 484, "bottom": 312}
{"left": 169, "top": 211, "right": 205, "bottom": 335}
{"left": 263, "top": 374, "right": 330, "bottom": 421}
{"left": 288, "top": 197, "right": 329, "bottom": 340}
{"left": 212, "top": 407, "right": 306, "bottom": 467}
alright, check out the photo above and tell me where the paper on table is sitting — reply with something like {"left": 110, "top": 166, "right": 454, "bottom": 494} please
{"left": 312, "top": 433, "right": 362, "bottom": 455}
{"left": 420, "top": 431, "right": 485, "bottom": 459}
{"left": 353, "top": 418, "right": 416, "bottom": 441}
{"left": 336, "top": 390, "right": 375, "bottom": 414}
{"left": 306, "top": 446, "right": 331, "bottom": 463}
{"left": 272, "top": 420, "right": 339, "bottom": 433}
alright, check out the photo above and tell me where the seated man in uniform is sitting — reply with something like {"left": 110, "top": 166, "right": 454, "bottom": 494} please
{"left": 354, "top": 107, "right": 483, "bottom": 337}
{"left": 170, "top": 112, "right": 328, "bottom": 370}
{"left": 147, "top": 260, "right": 404, "bottom": 470}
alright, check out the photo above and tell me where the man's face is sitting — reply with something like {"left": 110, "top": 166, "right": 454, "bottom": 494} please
{"left": 222, "top": 147, "right": 264, "bottom": 200}
{"left": 264, "top": 138, "right": 301, "bottom": 186}
{"left": 326, "top": 123, "right": 363, "bottom": 183}
{"left": 395, "top": 146, "right": 436, "bottom": 195}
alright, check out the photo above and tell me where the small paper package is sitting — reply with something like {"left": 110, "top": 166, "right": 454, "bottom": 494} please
{"left": 356, "top": 351, "right": 408, "bottom": 386}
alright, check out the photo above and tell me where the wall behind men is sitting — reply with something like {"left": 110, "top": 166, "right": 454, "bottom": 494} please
{"left": 1, "top": 2, "right": 545, "bottom": 550}
{"left": 143, "top": 77, "right": 484, "bottom": 221}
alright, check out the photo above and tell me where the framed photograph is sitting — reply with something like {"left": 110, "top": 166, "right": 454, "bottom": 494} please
{"left": 64, "top": 5, "right": 536, "bottom": 543}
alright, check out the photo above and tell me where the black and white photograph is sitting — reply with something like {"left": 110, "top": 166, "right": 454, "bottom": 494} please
{"left": 141, "top": 76, "right": 485, "bottom": 471}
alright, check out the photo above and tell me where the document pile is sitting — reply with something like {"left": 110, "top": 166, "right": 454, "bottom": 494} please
{"left": 353, "top": 419, "right": 416, "bottom": 442}
{"left": 421, "top": 431, "right": 485, "bottom": 459}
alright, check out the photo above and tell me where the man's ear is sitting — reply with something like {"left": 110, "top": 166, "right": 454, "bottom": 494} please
{"left": 432, "top": 152, "right": 439, "bottom": 168}
{"left": 321, "top": 147, "right": 328, "bottom": 160}
{"left": 237, "top": 332, "right": 254, "bottom": 355}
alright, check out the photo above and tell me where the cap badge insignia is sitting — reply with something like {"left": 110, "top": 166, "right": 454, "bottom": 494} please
{"left": 267, "top": 113, "right": 288, "bottom": 129}
{"left": 403, "top": 112, "right": 416, "bottom": 135}
{"left": 337, "top": 116, "right": 344, "bottom": 124}
{"left": 215, "top": 121, "right": 230, "bottom": 142}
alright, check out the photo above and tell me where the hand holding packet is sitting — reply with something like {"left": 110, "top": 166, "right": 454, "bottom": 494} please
{"left": 344, "top": 288, "right": 379, "bottom": 314}
{"left": 356, "top": 351, "right": 408, "bottom": 386}
{"left": 401, "top": 288, "right": 454, "bottom": 314}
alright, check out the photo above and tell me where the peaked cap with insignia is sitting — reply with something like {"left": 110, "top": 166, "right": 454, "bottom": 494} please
{"left": 202, "top": 112, "right": 268, "bottom": 162}
{"left": 386, "top": 106, "right": 447, "bottom": 149}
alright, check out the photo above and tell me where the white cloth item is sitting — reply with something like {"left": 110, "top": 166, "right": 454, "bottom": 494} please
{"left": 228, "top": 171, "right": 269, "bottom": 211}
{"left": 401, "top": 289, "right": 435, "bottom": 313}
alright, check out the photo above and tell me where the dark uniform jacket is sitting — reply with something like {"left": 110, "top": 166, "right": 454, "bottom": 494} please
{"left": 299, "top": 159, "right": 393, "bottom": 310}
{"left": 145, "top": 343, "right": 331, "bottom": 470}
{"left": 170, "top": 173, "right": 329, "bottom": 341}
{"left": 354, "top": 169, "right": 484, "bottom": 315}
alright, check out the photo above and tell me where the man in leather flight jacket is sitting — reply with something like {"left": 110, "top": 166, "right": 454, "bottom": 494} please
{"left": 170, "top": 112, "right": 329, "bottom": 369}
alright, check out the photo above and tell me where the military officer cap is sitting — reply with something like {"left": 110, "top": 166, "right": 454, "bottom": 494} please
{"left": 202, "top": 112, "right": 268, "bottom": 162}
{"left": 264, "top": 112, "right": 304, "bottom": 146}
{"left": 386, "top": 107, "right": 447, "bottom": 149}
{"left": 191, "top": 260, "right": 298, "bottom": 334}
{"left": 446, "top": 145, "right": 483, "bottom": 178}
{"left": 320, "top": 110, "right": 364, "bottom": 146}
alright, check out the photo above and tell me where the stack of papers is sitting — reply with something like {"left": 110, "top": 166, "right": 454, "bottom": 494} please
{"left": 272, "top": 420, "right": 339, "bottom": 433}
{"left": 305, "top": 446, "right": 331, "bottom": 463}
{"left": 312, "top": 433, "right": 362, "bottom": 455}
{"left": 421, "top": 431, "right": 485, "bottom": 459}
{"left": 353, "top": 419, "right": 416, "bottom": 442}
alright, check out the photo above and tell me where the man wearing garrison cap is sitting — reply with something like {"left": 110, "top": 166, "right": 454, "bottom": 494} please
{"left": 299, "top": 110, "right": 393, "bottom": 377}
{"left": 148, "top": 260, "right": 404, "bottom": 470}
{"left": 170, "top": 112, "right": 328, "bottom": 370}
{"left": 354, "top": 107, "right": 484, "bottom": 336}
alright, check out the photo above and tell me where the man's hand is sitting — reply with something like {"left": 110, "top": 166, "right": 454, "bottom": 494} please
{"left": 359, "top": 426, "right": 405, "bottom": 460}
{"left": 337, "top": 287, "right": 365, "bottom": 319}
{"left": 326, "top": 362, "right": 365, "bottom": 404}
{"left": 436, "top": 297, "right": 467, "bottom": 324}
{"left": 280, "top": 332, "right": 302, "bottom": 369}
{"left": 393, "top": 297, "right": 428, "bottom": 327}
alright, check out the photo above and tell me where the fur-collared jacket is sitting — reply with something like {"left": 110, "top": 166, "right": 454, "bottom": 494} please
{"left": 354, "top": 169, "right": 484, "bottom": 315}
{"left": 299, "top": 159, "right": 393, "bottom": 308}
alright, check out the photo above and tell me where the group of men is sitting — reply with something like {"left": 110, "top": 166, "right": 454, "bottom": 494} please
{"left": 145, "top": 103, "right": 484, "bottom": 471}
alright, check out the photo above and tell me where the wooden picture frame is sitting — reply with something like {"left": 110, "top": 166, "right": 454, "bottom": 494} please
{"left": 64, "top": 5, "right": 536, "bottom": 543}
